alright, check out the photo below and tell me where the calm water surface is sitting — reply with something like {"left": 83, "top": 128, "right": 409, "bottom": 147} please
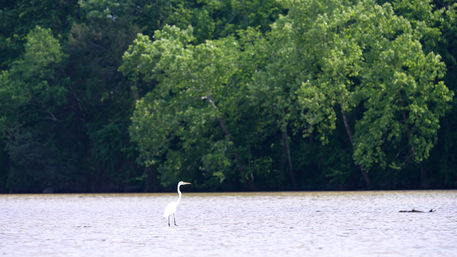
{"left": 1, "top": 191, "right": 456, "bottom": 257}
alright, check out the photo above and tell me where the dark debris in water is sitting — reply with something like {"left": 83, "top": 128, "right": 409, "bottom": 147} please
{"left": 399, "top": 209, "right": 436, "bottom": 213}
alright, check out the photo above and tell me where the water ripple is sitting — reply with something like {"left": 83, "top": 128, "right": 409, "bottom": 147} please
{"left": 1, "top": 191, "right": 457, "bottom": 256}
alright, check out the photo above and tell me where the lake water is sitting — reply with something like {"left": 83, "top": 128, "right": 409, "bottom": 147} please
{"left": 1, "top": 191, "right": 456, "bottom": 257}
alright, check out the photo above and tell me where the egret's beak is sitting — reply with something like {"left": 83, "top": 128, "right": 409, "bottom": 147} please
{"left": 183, "top": 182, "right": 191, "bottom": 185}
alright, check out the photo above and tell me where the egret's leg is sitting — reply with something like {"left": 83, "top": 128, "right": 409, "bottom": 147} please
{"left": 173, "top": 214, "right": 178, "bottom": 226}
{"left": 167, "top": 215, "right": 171, "bottom": 227}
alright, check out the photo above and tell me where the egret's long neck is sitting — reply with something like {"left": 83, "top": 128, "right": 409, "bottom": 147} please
{"left": 176, "top": 184, "right": 182, "bottom": 206}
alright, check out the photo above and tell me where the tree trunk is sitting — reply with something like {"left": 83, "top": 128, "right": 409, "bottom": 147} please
{"left": 341, "top": 108, "right": 372, "bottom": 188}
{"left": 397, "top": 91, "right": 430, "bottom": 188}
{"left": 204, "top": 95, "right": 251, "bottom": 188}
{"left": 216, "top": 116, "right": 247, "bottom": 179}
{"left": 419, "top": 164, "right": 430, "bottom": 188}
{"left": 282, "top": 128, "right": 297, "bottom": 189}
{"left": 144, "top": 166, "right": 154, "bottom": 192}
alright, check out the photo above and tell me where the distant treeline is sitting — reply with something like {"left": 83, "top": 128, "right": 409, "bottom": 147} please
{"left": 1, "top": 0, "right": 456, "bottom": 193}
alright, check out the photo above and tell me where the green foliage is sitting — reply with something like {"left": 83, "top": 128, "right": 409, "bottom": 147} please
{"left": 122, "top": 25, "right": 244, "bottom": 188}
{"left": 1, "top": 0, "right": 456, "bottom": 192}
{"left": 64, "top": 2, "right": 143, "bottom": 192}
{"left": 0, "top": 26, "right": 66, "bottom": 127}
{"left": 260, "top": 0, "right": 452, "bottom": 175}
{"left": 0, "top": 0, "right": 78, "bottom": 69}
{"left": 0, "top": 26, "right": 72, "bottom": 192}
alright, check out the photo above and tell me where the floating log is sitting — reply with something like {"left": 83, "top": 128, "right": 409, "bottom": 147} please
{"left": 399, "top": 209, "right": 436, "bottom": 213}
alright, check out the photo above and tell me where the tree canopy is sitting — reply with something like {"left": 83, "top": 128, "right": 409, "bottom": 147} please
{"left": 0, "top": 0, "right": 456, "bottom": 192}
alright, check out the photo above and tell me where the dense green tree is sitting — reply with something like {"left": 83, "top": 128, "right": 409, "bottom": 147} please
{"left": 1, "top": 0, "right": 456, "bottom": 192}
{"left": 0, "top": 26, "right": 74, "bottom": 192}
{"left": 378, "top": 0, "right": 457, "bottom": 187}
{"left": 120, "top": 0, "right": 455, "bottom": 190}
{"left": 64, "top": 1, "right": 144, "bottom": 192}
{"left": 121, "top": 26, "right": 245, "bottom": 189}
{"left": 247, "top": 0, "right": 452, "bottom": 188}
{"left": 129, "top": 0, "right": 287, "bottom": 41}
{"left": 427, "top": 0, "right": 457, "bottom": 187}
{"left": 0, "top": 0, "right": 79, "bottom": 69}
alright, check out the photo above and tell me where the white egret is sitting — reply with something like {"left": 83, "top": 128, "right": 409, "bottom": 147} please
{"left": 163, "top": 181, "right": 191, "bottom": 226}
